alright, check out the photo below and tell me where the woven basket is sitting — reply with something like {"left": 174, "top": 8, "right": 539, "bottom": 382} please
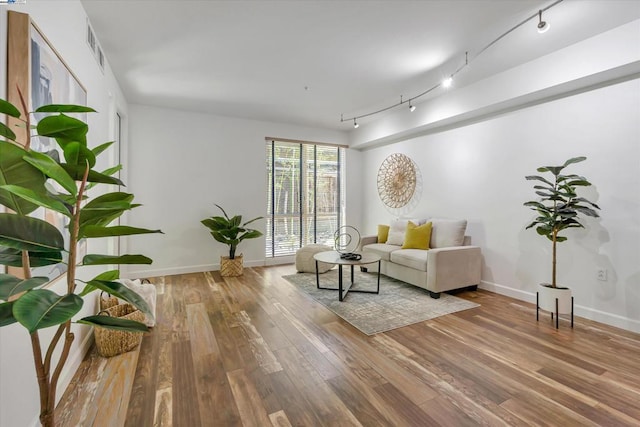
{"left": 94, "top": 304, "right": 145, "bottom": 358}
{"left": 220, "top": 254, "right": 243, "bottom": 277}
{"left": 99, "top": 292, "right": 119, "bottom": 310}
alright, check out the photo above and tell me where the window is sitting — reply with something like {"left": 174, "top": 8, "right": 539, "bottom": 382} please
{"left": 266, "top": 139, "right": 346, "bottom": 257}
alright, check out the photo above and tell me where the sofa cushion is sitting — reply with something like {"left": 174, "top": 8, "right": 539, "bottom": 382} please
{"left": 402, "top": 221, "right": 432, "bottom": 250}
{"left": 390, "top": 249, "right": 429, "bottom": 271}
{"left": 377, "top": 224, "right": 390, "bottom": 243}
{"left": 362, "top": 243, "right": 398, "bottom": 262}
{"left": 386, "top": 218, "right": 427, "bottom": 246}
{"left": 430, "top": 218, "right": 467, "bottom": 248}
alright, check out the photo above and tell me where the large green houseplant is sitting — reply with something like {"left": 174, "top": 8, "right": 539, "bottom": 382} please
{"left": 524, "top": 156, "right": 600, "bottom": 319}
{"left": 0, "top": 94, "right": 161, "bottom": 427}
{"left": 201, "top": 204, "right": 262, "bottom": 276}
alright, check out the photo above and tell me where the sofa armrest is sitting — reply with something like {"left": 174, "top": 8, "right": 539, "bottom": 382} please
{"left": 359, "top": 234, "right": 378, "bottom": 250}
{"left": 427, "top": 245, "right": 482, "bottom": 293}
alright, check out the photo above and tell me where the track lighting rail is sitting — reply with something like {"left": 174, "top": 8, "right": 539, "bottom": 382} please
{"left": 341, "top": 0, "right": 563, "bottom": 127}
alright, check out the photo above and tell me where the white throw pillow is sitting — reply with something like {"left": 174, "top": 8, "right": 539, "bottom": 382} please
{"left": 386, "top": 218, "right": 426, "bottom": 246}
{"left": 386, "top": 219, "right": 408, "bottom": 246}
{"left": 430, "top": 218, "right": 467, "bottom": 248}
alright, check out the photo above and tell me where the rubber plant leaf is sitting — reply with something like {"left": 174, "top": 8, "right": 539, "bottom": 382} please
{"left": 0, "top": 141, "right": 46, "bottom": 215}
{"left": 35, "top": 105, "right": 96, "bottom": 113}
{"left": 63, "top": 141, "right": 96, "bottom": 169}
{"left": 82, "top": 254, "right": 152, "bottom": 266}
{"left": 23, "top": 151, "right": 77, "bottom": 197}
{"left": 13, "top": 289, "right": 83, "bottom": 333}
{"left": 0, "top": 213, "right": 65, "bottom": 252}
{"left": 0, "top": 275, "right": 49, "bottom": 301}
{"left": 0, "top": 247, "right": 63, "bottom": 268}
{"left": 61, "top": 164, "right": 123, "bottom": 186}
{"left": 0, "top": 122, "right": 16, "bottom": 141}
{"left": 78, "top": 269, "right": 120, "bottom": 296}
{"left": 0, "top": 185, "right": 71, "bottom": 217}
{"left": 91, "top": 141, "right": 114, "bottom": 157}
{"left": 0, "top": 99, "right": 21, "bottom": 117}
{"left": 82, "top": 279, "right": 153, "bottom": 320}
{"left": 0, "top": 301, "right": 17, "bottom": 327}
{"left": 78, "top": 315, "right": 148, "bottom": 332}
{"left": 80, "top": 225, "right": 163, "bottom": 238}
{"left": 36, "top": 114, "right": 88, "bottom": 144}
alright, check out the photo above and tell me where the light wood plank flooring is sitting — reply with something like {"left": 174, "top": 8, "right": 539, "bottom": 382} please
{"left": 55, "top": 265, "right": 640, "bottom": 426}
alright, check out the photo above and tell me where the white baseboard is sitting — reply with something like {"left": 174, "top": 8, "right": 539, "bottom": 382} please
{"left": 480, "top": 280, "right": 640, "bottom": 334}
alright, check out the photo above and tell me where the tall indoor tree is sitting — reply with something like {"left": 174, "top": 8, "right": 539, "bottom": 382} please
{"left": 0, "top": 94, "right": 162, "bottom": 427}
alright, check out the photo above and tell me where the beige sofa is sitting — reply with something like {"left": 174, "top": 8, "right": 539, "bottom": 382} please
{"left": 360, "top": 218, "right": 481, "bottom": 299}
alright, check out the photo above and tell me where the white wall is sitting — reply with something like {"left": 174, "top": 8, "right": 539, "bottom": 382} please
{"left": 0, "top": 1, "right": 129, "bottom": 426}
{"left": 124, "top": 104, "right": 358, "bottom": 277}
{"left": 359, "top": 72, "right": 640, "bottom": 332}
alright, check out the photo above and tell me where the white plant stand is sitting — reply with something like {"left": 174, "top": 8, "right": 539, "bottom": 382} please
{"left": 536, "top": 284, "right": 574, "bottom": 329}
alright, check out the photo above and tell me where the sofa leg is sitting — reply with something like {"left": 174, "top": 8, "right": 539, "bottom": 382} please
{"left": 360, "top": 267, "right": 368, "bottom": 273}
{"left": 468, "top": 284, "right": 478, "bottom": 291}
{"left": 428, "top": 291, "right": 441, "bottom": 299}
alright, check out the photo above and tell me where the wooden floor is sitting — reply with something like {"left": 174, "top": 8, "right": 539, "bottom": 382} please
{"left": 56, "top": 265, "right": 640, "bottom": 426}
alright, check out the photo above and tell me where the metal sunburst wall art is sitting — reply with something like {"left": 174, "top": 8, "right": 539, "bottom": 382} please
{"left": 377, "top": 153, "right": 422, "bottom": 215}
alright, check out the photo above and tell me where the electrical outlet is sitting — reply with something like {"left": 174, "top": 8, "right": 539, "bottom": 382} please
{"left": 597, "top": 269, "right": 608, "bottom": 281}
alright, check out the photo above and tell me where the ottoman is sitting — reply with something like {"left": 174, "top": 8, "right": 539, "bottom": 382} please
{"left": 296, "top": 244, "right": 335, "bottom": 273}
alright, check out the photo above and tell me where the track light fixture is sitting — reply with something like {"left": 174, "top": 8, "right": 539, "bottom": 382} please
{"left": 340, "top": 0, "right": 564, "bottom": 127}
{"left": 537, "top": 9, "right": 550, "bottom": 33}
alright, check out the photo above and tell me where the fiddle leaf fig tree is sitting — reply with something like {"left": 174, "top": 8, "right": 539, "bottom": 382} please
{"left": 524, "top": 156, "right": 600, "bottom": 288}
{"left": 0, "top": 94, "right": 162, "bottom": 427}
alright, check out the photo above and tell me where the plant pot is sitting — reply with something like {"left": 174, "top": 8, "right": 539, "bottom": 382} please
{"left": 220, "top": 254, "right": 243, "bottom": 277}
{"left": 537, "top": 283, "right": 572, "bottom": 314}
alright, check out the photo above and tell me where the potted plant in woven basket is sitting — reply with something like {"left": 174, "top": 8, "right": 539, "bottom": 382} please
{"left": 0, "top": 95, "right": 162, "bottom": 426}
{"left": 201, "top": 204, "right": 262, "bottom": 276}
{"left": 524, "top": 156, "right": 600, "bottom": 326}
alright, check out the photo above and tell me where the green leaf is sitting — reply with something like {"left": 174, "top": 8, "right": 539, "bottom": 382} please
{"left": 0, "top": 122, "right": 17, "bottom": 141}
{"left": 0, "top": 141, "right": 46, "bottom": 215}
{"left": 82, "top": 279, "right": 153, "bottom": 320}
{"left": 61, "top": 164, "right": 124, "bottom": 186}
{"left": 0, "top": 213, "right": 65, "bottom": 252}
{"left": 78, "top": 269, "right": 121, "bottom": 296}
{"left": 0, "top": 301, "right": 17, "bottom": 327}
{"left": 78, "top": 315, "right": 148, "bottom": 332}
{"left": 63, "top": 141, "right": 96, "bottom": 169}
{"left": 35, "top": 105, "right": 96, "bottom": 113}
{"left": 36, "top": 114, "right": 88, "bottom": 144}
{"left": 13, "top": 290, "right": 83, "bottom": 332}
{"left": 0, "top": 275, "right": 49, "bottom": 301}
{"left": 23, "top": 151, "right": 77, "bottom": 196}
{"left": 0, "top": 185, "right": 71, "bottom": 216}
{"left": 80, "top": 225, "right": 163, "bottom": 239}
{"left": 82, "top": 254, "right": 153, "bottom": 266}
{"left": 563, "top": 156, "right": 586, "bottom": 167}
{"left": 0, "top": 99, "right": 21, "bottom": 118}
{"left": 79, "top": 192, "right": 137, "bottom": 231}
{"left": 0, "top": 247, "right": 63, "bottom": 267}
{"left": 91, "top": 141, "right": 114, "bottom": 157}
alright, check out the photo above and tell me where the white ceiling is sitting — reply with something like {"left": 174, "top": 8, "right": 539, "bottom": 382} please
{"left": 81, "top": 0, "right": 640, "bottom": 131}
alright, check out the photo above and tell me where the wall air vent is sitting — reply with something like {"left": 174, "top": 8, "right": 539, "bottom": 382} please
{"left": 86, "top": 17, "right": 104, "bottom": 73}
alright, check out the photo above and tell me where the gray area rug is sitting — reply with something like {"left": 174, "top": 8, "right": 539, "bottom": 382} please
{"left": 282, "top": 269, "right": 480, "bottom": 335}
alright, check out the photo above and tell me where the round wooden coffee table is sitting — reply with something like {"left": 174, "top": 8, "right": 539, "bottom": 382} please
{"left": 313, "top": 251, "right": 381, "bottom": 301}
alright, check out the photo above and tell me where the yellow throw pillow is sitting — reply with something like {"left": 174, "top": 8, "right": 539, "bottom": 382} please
{"left": 402, "top": 221, "right": 432, "bottom": 250}
{"left": 377, "top": 224, "right": 390, "bottom": 243}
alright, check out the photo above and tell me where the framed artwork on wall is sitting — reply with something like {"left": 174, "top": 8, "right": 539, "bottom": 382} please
{"left": 7, "top": 11, "right": 87, "bottom": 280}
